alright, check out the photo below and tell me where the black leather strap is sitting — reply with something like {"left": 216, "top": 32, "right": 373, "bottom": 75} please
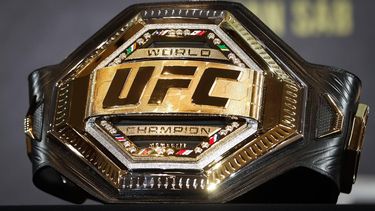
{"left": 230, "top": 167, "right": 339, "bottom": 203}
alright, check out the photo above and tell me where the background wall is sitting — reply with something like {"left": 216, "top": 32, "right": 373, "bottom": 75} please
{"left": 0, "top": 0, "right": 373, "bottom": 204}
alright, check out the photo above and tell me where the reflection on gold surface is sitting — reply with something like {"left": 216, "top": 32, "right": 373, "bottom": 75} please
{"left": 88, "top": 60, "right": 264, "bottom": 120}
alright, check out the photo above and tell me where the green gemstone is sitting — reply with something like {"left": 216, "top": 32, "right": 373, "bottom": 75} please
{"left": 217, "top": 44, "right": 228, "bottom": 50}
{"left": 126, "top": 47, "right": 132, "bottom": 54}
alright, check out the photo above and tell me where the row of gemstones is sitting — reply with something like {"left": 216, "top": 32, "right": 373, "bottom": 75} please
{"left": 121, "top": 176, "right": 207, "bottom": 190}
{"left": 100, "top": 120, "right": 240, "bottom": 157}
{"left": 107, "top": 29, "right": 246, "bottom": 67}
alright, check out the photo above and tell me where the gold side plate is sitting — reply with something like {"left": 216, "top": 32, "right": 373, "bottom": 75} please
{"left": 347, "top": 103, "right": 369, "bottom": 152}
{"left": 24, "top": 116, "right": 35, "bottom": 140}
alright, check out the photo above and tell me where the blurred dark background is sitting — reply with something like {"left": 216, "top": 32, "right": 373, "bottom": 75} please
{"left": 0, "top": 0, "right": 373, "bottom": 204}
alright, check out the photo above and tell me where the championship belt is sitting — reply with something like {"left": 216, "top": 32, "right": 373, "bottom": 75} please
{"left": 24, "top": 1, "right": 369, "bottom": 203}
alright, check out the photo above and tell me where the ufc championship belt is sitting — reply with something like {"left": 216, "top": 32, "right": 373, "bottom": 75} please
{"left": 24, "top": 1, "right": 369, "bottom": 203}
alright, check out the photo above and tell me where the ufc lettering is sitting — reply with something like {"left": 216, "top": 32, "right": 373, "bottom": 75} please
{"left": 103, "top": 65, "right": 240, "bottom": 108}
{"left": 89, "top": 60, "right": 263, "bottom": 119}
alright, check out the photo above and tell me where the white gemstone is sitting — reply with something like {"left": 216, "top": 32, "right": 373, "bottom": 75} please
{"left": 143, "top": 32, "right": 151, "bottom": 39}
{"left": 129, "top": 177, "right": 133, "bottom": 188}
{"left": 186, "top": 178, "right": 190, "bottom": 189}
{"left": 168, "top": 29, "right": 176, "bottom": 36}
{"left": 200, "top": 179, "right": 205, "bottom": 189}
{"left": 171, "top": 177, "right": 176, "bottom": 189}
{"left": 136, "top": 38, "right": 144, "bottom": 45}
{"left": 164, "top": 178, "right": 169, "bottom": 189}
{"left": 100, "top": 120, "right": 107, "bottom": 126}
{"left": 104, "top": 125, "right": 112, "bottom": 131}
{"left": 219, "top": 130, "right": 228, "bottom": 135}
{"left": 155, "top": 147, "right": 164, "bottom": 155}
{"left": 194, "top": 147, "right": 203, "bottom": 154}
{"left": 157, "top": 177, "right": 162, "bottom": 188}
{"left": 232, "top": 122, "right": 240, "bottom": 128}
{"left": 114, "top": 58, "right": 121, "bottom": 64}
{"left": 228, "top": 53, "right": 236, "bottom": 60}
{"left": 201, "top": 142, "right": 210, "bottom": 149}
{"left": 213, "top": 38, "right": 221, "bottom": 45}
{"left": 150, "top": 177, "right": 155, "bottom": 188}
{"left": 119, "top": 53, "right": 127, "bottom": 60}
{"left": 123, "top": 141, "right": 131, "bottom": 147}
{"left": 207, "top": 32, "right": 215, "bottom": 39}
{"left": 233, "top": 58, "right": 241, "bottom": 64}
{"left": 136, "top": 177, "right": 140, "bottom": 188}
{"left": 143, "top": 177, "right": 148, "bottom": 188}
{"left": 129, "top": 146, "right": 137, "bottom": 153}
{"left": 176, "top": 29, "right": 183, "bottom": 36}
{"left": 183, "top": 29, "right": 191, "bottom": 36}
{"left": 193, "top": 179, "right": 198, "bottom": 189}
{"left": 109, "top": 128, "right": 117, "bottom": 134}
{"left": 225, "top": 125, "right": 233, "bottom": 132}
{"left": 166, "top": 148, "right": 174, "bottom": 155}
{"left": 178, "top": 178, "right": 183, "bottom": 189}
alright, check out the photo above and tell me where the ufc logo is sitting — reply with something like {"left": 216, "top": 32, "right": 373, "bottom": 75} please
{"left": 89, "top": 60, "right": 262, "bottom": 119}
{"left": 103, "top": 65, "right": 240, "bottom": 108}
